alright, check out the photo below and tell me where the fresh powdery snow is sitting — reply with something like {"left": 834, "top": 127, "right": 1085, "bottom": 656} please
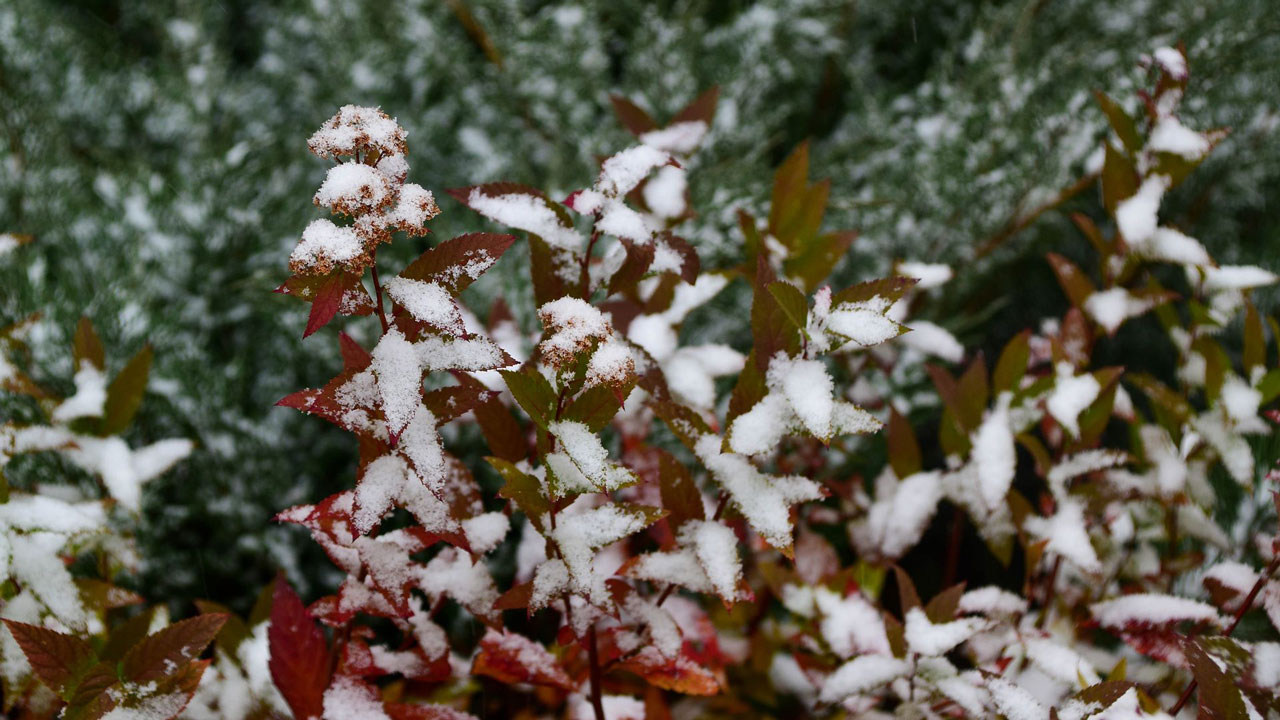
{"left": 291, "top": 219, "right": 363, "bottom": 272}
{"left": 322, "top": 675, "right": 391, "bottom": 720}
{"left": 551, "top": 504, "right": 655, "bottom": 601}
{"left": 685, "top": 519, "right": 743, "bottom": 601}
{"left": 899, "top": 320, "right": 964, "bottom": 363}
{"left": 897, "top": 261, "right": 953, "bottom": 290}
{"left": 1202, "top": 264, "right": 1279, "bottom": 292}
{"left": 639, "top": 121, "right": 708, "bottom": 155}
{"left": 538, "top": 297, "right": 613, "bottom": 367}
{"left": 596, "top": 145, "right": 670, "bottom": 197}
{"left": 51, "top": 363, "right": 107, "bottom": 422}
{"left": 1152, "top": 46, "right": 1188, "bottom": 80}
{"left": 695, "top": 435, "right": 823, "bottom": 549}
{"left": 1046, "top": 364, "right": 1100, "bottom": 437}
{"left": 971, "top": 399, "right": 1016, "bottom": 513}
{"left": 642, "top": 165, "right": 688, "bottom": 219}
{"left": 1084, "top": 288, "right": 1154, "bottom": 334}
{"left": 466, "top": 188, "right": 581, "bottom": 251}
{"left": 1147, "top": 116, "right": 1210, "bottom": 159}
{"left": 850, "top": 470, "right": 942, "bottom": 561}
{"left": 1024, "top": 499, "right": 1101, "bottom": 572}
{"left": 1114, "top": 176, "right": 1167, "bottom": 244}
{"left": 818, "top": 654, "right": 910, "bottom": 703}
{"left": 986, "top": 677, "right": 1049, "bottom": 720}
{"left": 904, "top": 607, "right": 985, "bottom": 656}
{"left": 825, "top": 297, "right": 902, "bottom": 349}
{"left": 314, "top": 162, "right": 392, "bottom": 214}
{"left": 1146, "top": 227, "right": 1211, "bottom": 266}
{"left": 583, "top": 337, "right": 634, "bottom": 388}
{"left": 957, "top": 586, "right": 1028, "bottom": 617}
{"left": 813, "top": 588, "right": 892, "bottom": 658}
{"left": 547, "top": 420, "right": 636, "bottom": 490}
{"left": 384, "top": 277, "right": 464, "bottom": 333}
{"left": 1090, "top": 593, "right": 1222, "bottom": 628}
{"left": 370, "top": 328, "right": 423, "bottom": 438}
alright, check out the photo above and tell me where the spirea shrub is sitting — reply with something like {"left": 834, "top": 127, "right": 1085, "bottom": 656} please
{"left": 2, "top": 43, "right": 1280, "bottom": 720}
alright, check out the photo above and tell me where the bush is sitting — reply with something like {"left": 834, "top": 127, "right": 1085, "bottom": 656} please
{"left": 2, "top": 34, "right": 1279, "bottom": 720}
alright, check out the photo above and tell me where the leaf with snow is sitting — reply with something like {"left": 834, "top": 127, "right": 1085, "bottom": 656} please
{"left": 695, "top": 435, "right": 823, "bottom": 552}
{"left": 449, "top": 183, "right": 581, "bottom": 252}
{"left": 470, "top": 629, "right": 573, "bottom": 690}
{"left": 818, "top": 654, "right": 910, "bottom": 704}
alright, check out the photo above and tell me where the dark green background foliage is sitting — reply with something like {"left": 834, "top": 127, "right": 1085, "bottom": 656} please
{"left": 1, "top": 0, "right": 1277, "bottom": 613}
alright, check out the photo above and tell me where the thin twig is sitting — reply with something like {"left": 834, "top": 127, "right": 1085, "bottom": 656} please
{"left": 370, "top": 249, "right": 389, "bottom": 334}
{"left": 587, "top": 624, "right": 606, "bottom": 720}
{"left": 1169, "top": 555, "right": 1280, "bottom": 715}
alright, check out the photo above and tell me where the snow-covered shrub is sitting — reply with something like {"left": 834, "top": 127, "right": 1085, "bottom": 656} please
{"left": 254, "top": 46, "right": 1280, "bottom": 720}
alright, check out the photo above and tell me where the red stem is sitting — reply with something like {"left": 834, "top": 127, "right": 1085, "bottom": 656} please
{"left": 579, "top": 229, "right": 601, "bottom": 299}
{"left": 1168, "top": 555, "right": 1280, "bottom": 715}
{"left": 370, "top": 248, "right": 389, "bottom": 334}
{"left": 587, "top": 624, "right": 606, "bottom": 720}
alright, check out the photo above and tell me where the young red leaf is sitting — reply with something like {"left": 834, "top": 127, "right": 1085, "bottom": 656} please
{"left": 1046, "top": 252, "right": 1097, "bottom": 310}
{"left": 992, "top": 330, "right": 1031, "bottom": 395}
{"left": 609, "top": 94, "right": 659, "bottom": 136}
{"left": 305, "top": 270, "right": 354, "bottom": 338}
{"left": 1100, "top": 142, "right": 1138, "bottom": 217}
{"left": 121, "top": 613, "right": 227, "bottom": 684}
{"left": 386, "top": 702, "right": 479, "bottom": 720}
{"left": 471, "top": 629, "right": 574, "bottom": 690}
{"left": 892, "top": 565, "right": 922, "bottom": 615}
{"left": 672, "top": 86, "right": 720, "bottom": 127}
{"left": 398, "top": 232, "right": 516, "bottom": 294}
{"left": 268, "top": 576, "right": 332, "bottom": 720}
{"left": 784, "top": 229, "right": 857, "bottom": 293}
{"left": 1, "top": 620, "right": 95, "bottom": 697}
{"left": 615, "top": 647, "right": 721, "bottom": 696}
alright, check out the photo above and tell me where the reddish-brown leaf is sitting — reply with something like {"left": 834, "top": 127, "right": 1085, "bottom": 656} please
{"left": 268, "top": 577, "right": 332, "bottom": 720}
{"left": 609, "top": 95, "right": 659, "bottom": 136}
{"left": 121, "top": 613, "right": 227, "bottom": 684}
{"left": 399, "top": 232, "right": 516, "bottom": 294}
{"left": 658, "top": 449, "right": 704, "bottom": 530}
{"left": 306, "top": 271, "right": 353, "bottom": 338}
{"left": 1, "top": 620, "right": 95, "bottom": 697}
{"left": 72, "top": 317, "right": 104, "bottom": 370}
{"left": 615, "top": 648, "right": 722, "bottom": 696}
{"left": 471, "top": 629, "right": 574, "bottom": 690}
{"left": 386, "top": 702, "right": 478, "bottom": 720}
{"left": 887, "top": 407, "right": 922, "bottom": 479}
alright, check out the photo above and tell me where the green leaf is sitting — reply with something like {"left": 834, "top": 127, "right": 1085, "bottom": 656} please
{"left": 1100, "top": 142, "right": 1138, "bottom": 218}
{"left": 99, "top": 344, "right": 152, "bottom": 436}
{"left": 73, "top": 317, "right": 104, "bottom": 370}
{"left": 488, "top": 457, "right": 550, "bottom": 532}
{"left": 562, "top": 383, "right": 628, "bottom": 433}
{"left": 1127, "top": 373, "right": 1192, "bottom": 424}
{"left": 992, "top": 330, "right": 1031, "bottom": 396}
{"left": 955, "top": 354, "right": 989, "bottom": 432}
{"left": 830, "top": 276, "right": 918, "bottom": 308}
{"left": 887, "top": 407, "right": 922, "bottom": 478}
{"left": 1186, "top": 637, "right": 1250, "bottom": 720}
{"left": 1244, "top": 301, "right": 1265, "bottom": 374}
{"left": 1258, "top": 368, "right": 1280, "bottom": 405}
{"left": 1093, "top": 91, "right": 1142, "bottom": 154}
{"left": 767, "top": 281, "right": 809, "bottom": 333}
{"left": 658, "top": 450, "right": 704, "bottom": 530}
{"left": 650, "top": 399, "right": 713, "bottom": 453}
{"left": 1046, "top": 252, "right": 1096, "bottom": 310}
{"left": 500, "top": 367, "right": 557, "bottom": 430}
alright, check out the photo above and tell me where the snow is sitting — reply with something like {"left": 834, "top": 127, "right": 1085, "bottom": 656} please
{"left": 1046, "top": 364, "right": 1100, "bottom": 437}
{"left": 904, "top": 607, "right": 984, "bottom": 656}
{"left": 1202, "top": 264, "right": 1278, "bottom": 292}
{"left": 417, "top": 549, "right": 498, "bottom": 619}
{"left": 11, "top": 532, "right": 87, "bottom": 628}
{"left": 385, "top": 183, "right": 439, "bottom": 235}
{"left": 466, "top": 188, "right": 581, "bottom": 251}
{"left": 1046, "top": 449, "right": 1127, "bottom": 492}
{"left": 1139, "top": 425, "right": 1186, "bottom": 494}
{"left": 530, "top": 558, "right": 570, "bottom": 610}
{"left": 987, "top": 677, "right": 1048, "bottom": 720}
{"left": 354, "top": 454, "right": 407, "bottom": 533}
{"left": 623, "top": 547, "right": 714, "bottom": 595}
{"left": 660, "top": 273, "right": 729, "bottom": 324}
{"left": 642, "top": 165, "right": 688, "bottom": 218}
{"left": 825, "top": 297, "right": 901, "bottom": 349}
{"left": 384, "top": 277, "right": 463, "bottom": 334}
{"left": 900, "top": 320, "right": 964, "bottom": 362}
{"left": 1114, "top": 175, "right": 1167, "bottom": 244}
{"left": 290, "top": 218, "right": 364, "bottom": 273}
{"left": 595, "top": 201, "right": 655, "bottom": 242}
{"left": 548, "top": 421, "right": 637, "bottom": 491}
{"left": 100, "top": 692, "right": 192, "bottom": 720}
{"left": 1255, "top": 643, "right": 1280, "bottom": 688}
{"left": 626, "top": 314, "right": 676, "bottom": 360}
{"left": 1090, "top": 593, "right": 1222, "bottom": 628}
{"left": 897, "top": 261, "right": 953, "bottom": 289}
{"left": 370, "top": 328, "right": 423, "bottom": 438}
{"left": 662, "top": 345, "right": 745, "bottom": 409}
{"left": 850, "top": 471, "right": 942, "bottom": 560}
{"left": 551, "top": 504, "right": 655, "bottom": 601}
{"left": 1145, "top": 227, "right": 1211, "bottom": 266}
{"left": 1152, "top": 47, "right": 1188, "bottom": 80}
{"left": 461, "top": 512, "right": 509, "bottom": 554}
{"left": 66, "top": 436, "right": 194, "bottom": 512}
{"left": 0, "top": 233, "right": 21, "bottom": 257}
{"left": 597, "top": 145, "right": 670, "bottom": 197}
{"left": 398, "top": 408, "right": 446, "bottom": 492}
{"left": 814, "top": 588, "right": 891, "bottom": 658}
{"left": 537, "top": 297, "right": 612, "bottom": 368}
{"left": 1084, "top": 288, "right": 1153, "bottom": 334}
{"left": 1148, "top": 116, "right": 1209, "bottom": 159}
{"left": 1203, "top": 561, "right": 1259, "bottom": 598}
{"left": 1024, "top": 500, "right": 1101, "bottom": 572}
{"left": 695, "top": 435, "right": 823, "bottom": 549}
{"left": 583, "top": 337, "right": 634, "bottom": 388}
{"left": 958, "top": 586, "right": 1028, "bottom": 617}
{"left": 728, "top": 392, "right": 790, "bottom": 455}
{"left": 972, "top": 400, "right": 1016, "bottom": 513}
{"left": 1220, "top": 375, "right": 1263, "bottom": 431}
{"left": 777, "top": 358, "right": 834, "bottom": 439}
{"left": 52, "top": 363, "right": 107, "bottom": 422}
{"left": 639, "top": 121, "right": 708, "bottom": 154}
{"left": 818, "top": 654, "right": 909, "bottom": 703}
{"left": 416, "top": 335, "right": 512, "bottom": 372}
{"left": 1024, "top": 637, "right": 1099, "bottom": 686}
{"left": 685, "top": 520, "right": 742, "bottom": 601}
{"left": 307, "top": 105, "right": 407, "bottom": 159}
{"left": 314, "top": 162, "right": 392, "bottom": 215}
{"left": 571, "top": 695, "right": 645, "bottom": 720}
{"left": 322, "top": 675, "right": 391, "bottom": 720}
{"left": 623, "top": 596, "right": 682, "bottom": 657}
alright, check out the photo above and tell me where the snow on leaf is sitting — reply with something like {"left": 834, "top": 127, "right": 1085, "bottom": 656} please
{"left": 695, "top": 435, "right": 823, "bottom": 551}
{"left": 904, "top": 607, "right": 985, "bottom": 657}
{"left": 615, "top": 646, "right": 721, "bottom": 696}
{"left": 550, "top": 504, "right": 663, "bottom": 603}
{"left": 451, "top": 183, "right": 581, "bottom": 252}
{"left": 850, "top": 470, "right": 942, "bottom": 562}
{"left": 1024, "top": 499, "right": 1102, "bottom": 573}
{"left": 471, "top": 629, "right": 574, "bottom": 690}
{"left": 986, "top": 677, "right": 1049, "bottom": 720}
{"left": 817, "top": 654, "right": 909, "bottom": 703}
{"left": 1, "top": 620, "right": 95, "bottom": 696}
{"left": 371, "top": 328, "right": 423, "bottom": 442}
